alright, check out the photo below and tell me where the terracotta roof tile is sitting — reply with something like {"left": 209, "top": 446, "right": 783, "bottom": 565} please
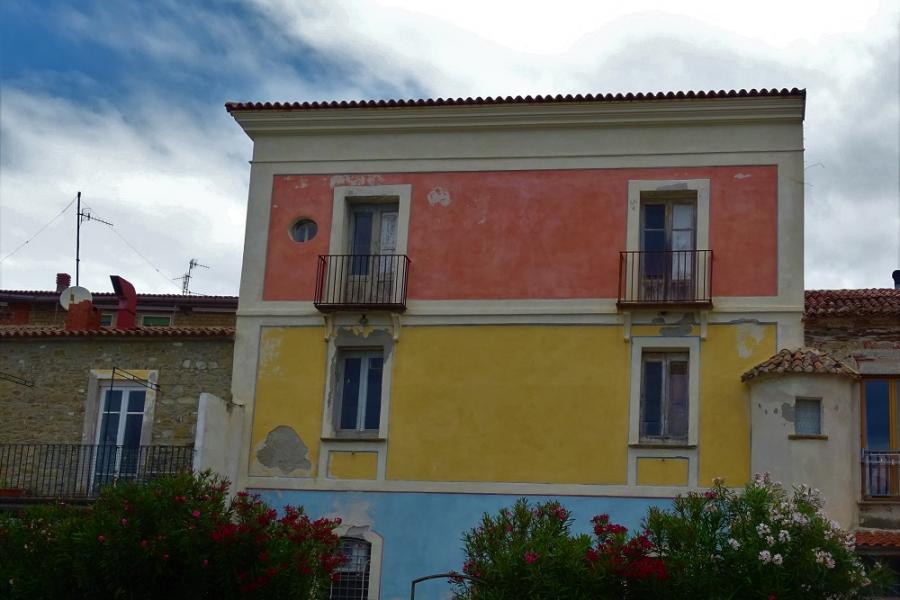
{"left": 805, "top": 289, "right": 900, "bottom": 317}
{"left": 226, "top": 88, "right": 805, "bottom": 112}
{"left": 0, "top": 326, "right": 235, "bottom": 339}
{"left": 742, "top": 347, "right": 859, "bottom": 382}
{"left": 855, "top": 529, "right": 900, "bottom": 549}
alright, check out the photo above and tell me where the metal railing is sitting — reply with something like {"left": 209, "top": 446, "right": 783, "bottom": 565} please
{"left": 863, "top": 450, "right": 900, "bottom": 499}
{"left": 618, "top": 249, "right": 713, "bottom": 306}
{"left": 0, "top": 444, "right": 194, "bottom": 500}
{"left": 315, "top": 254, "right": 410, "bottom": 312}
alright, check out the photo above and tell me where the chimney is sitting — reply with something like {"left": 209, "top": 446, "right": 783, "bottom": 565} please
{"left": 110, "top": 275, "right": 137, "bottom": 329}
{"left": 64, "top": 299, "right": 101, "bottom": 331}
{"left": 893, "top": 270, "right": 900, "bottom": 290}
{"left": 56, "top": 273, "right": 71, "bottom": 293}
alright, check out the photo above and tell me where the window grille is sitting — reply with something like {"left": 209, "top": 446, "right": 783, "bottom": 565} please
{"left": 330, "top": 537, "right": 371, "bottom": 600}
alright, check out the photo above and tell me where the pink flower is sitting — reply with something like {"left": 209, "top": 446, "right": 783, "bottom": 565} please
{"left": 191, "top": 510, "right": 201, "bottom": 518}
{"left": 140, "top": 540, "right": 148, "bottom": 549}
{"left": 120, "top": 518, "right": 128, "bottom": 526}
{"left": 96, "top": 535, "right": 106, "bottom": 543}
{"left": 162, "top": 553, "right": 169, "bottom": 561}
{"left": 202, "top": 559, "right": 208, "bottom": 567}
{"left": 524, "top": 551, "right": 539, "bottom": 564}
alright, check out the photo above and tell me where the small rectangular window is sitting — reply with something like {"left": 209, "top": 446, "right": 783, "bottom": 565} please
{"left": 640, "top": 352, "right": 689, "bottom": 443}
{"left": 140, "top": 315, "right": 172, "bottom": 327}
{"left": 795, "top": 398, "right": 822, "bottom": 436}
{"left": 100, "top": 313, "right": 115, "bottom": 327}
{"left": 336, "top": 351, "right": 383, "bottom": 433}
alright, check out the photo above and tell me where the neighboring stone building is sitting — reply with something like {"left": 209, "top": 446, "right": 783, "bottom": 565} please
{"left": 0, "top": 275, "right": 237, "bottom": 501}
{"left": 741, "top": 273, "right": 900, "bottom": 562}
{"left": 0, "top": 272, "right": 238, "bottom": 328}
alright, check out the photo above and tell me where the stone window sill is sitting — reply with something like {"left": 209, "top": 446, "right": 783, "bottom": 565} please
{"left": 788, "top": 434, "right": 828, "bottom": 440}
{"left": 629, "top": 442, "right": 697, "bottom": 450}
{"left": 320, "top": 435, "right": 386, "bottom": 443}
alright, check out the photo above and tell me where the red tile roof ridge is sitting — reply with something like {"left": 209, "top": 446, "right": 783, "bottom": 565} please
{"left": 805, "top": 288, "right": 900, "bottom": 317}
{"left": 854, "top": 529, "right": 900, "bottom": 548}
{"left": 742, "top": 347, "right": 859, "bottom": 382}
{"left": 0, "top": 290, "right": 237, "bottom": 300}
{"left": 226, "top": 88, "right": 806, "bottom": 112}
{"left": 0, "top": 326, "right": 235, "bottom": 338}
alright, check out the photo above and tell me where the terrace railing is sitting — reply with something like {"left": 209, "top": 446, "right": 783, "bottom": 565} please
{"left": 618, "top": 249, "right": 713, "bottom": 307}
{"left": 0, "top": 444, "right": 194, "bottom": 501}
{"left": 315, "top": 254, "right": 410, "bottom": 312}
{"left": 863, "top": 450, "right": 900, "bottom": 499}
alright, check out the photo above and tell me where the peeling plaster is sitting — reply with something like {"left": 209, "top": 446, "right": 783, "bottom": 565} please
{"left": 734, "top": 173, "right": 752, "bottom": 179}
{"left": 325, "top": 499, "right": 374, "bottom": 529}
{"left": 255, "top": 426, "right": 311, "bottom": 474}
{"left": 426, "top": 186, "right": 451, "bottom": 207}
{"left": 660, "top": 313, "right": 696, "bottom": 336}
{"left": 781, "top": 402, "right": 795, "bottom": 422}
{"left": 330, "top": 174, "right": 384, "bottom": 188}
{"left": 735, "top": 322, "right": 765, "bottom": 358}
{"left": 258, "top": 334, "right": 284, "bottom": 377}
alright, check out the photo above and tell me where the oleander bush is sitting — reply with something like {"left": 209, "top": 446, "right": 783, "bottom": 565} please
{"left": 454, "top": 476, "right": 891, "bottom": 599}
{"left": 0, "top": 471, "right": 344, "bottom": 600}
{"left": 645, "top": 473, "right": 887, "bottom": 599}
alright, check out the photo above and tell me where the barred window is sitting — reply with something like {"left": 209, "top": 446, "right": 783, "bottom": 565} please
{"left": 331, "top": 537, "right": 371, "bottom": 600}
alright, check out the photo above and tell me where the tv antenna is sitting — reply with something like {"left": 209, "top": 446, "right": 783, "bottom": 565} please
{"left": 174, "top": 258, "right": 209, "bottom": 295}
{"left": 75, "top": 192, "right": 113, "bottom": 285}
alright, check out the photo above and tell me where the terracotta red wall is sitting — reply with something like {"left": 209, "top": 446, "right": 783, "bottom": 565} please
{"left": 264, "top": 167, "right": 778, "bottom": 301}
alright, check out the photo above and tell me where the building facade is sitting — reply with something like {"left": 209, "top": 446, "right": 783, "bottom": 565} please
{"left": 0, "top": 275, "right": 236, "bottom": 503}
{"left": 225, "top": 89, "right": 808, "bottom": 598}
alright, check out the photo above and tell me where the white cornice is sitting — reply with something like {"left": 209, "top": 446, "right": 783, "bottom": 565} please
{"left": 230, "top": 97, "right": 806, "bottom": 137}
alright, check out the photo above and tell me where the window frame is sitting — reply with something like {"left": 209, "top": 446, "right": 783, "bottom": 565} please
{"left": 334, "top": 349, "right": 384, "bottom": 435}
{"left": 140, "top": 314, "right": 172, "bottom": 327}
{"left": 639, "top": 351, "right": 690, "bottom": 443}
{"left": 793, "top": 397, "right": 823, "bottom": 437}
{"left": 330, "top": 537, "right": 372, "bottom": 599}
{"left": 628, "top": 336, "right": 700, "bottom": 448}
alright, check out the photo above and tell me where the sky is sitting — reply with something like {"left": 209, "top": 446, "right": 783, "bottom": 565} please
{"left": 1, "top": 0, "right": 898, "bottom": 296}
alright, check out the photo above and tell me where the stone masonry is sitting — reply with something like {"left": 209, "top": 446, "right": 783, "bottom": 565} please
{"left": 0, "top": 335, "right": 233, "bottom": 447}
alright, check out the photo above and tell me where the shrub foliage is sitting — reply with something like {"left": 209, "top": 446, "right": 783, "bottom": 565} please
{"left": 0, "top": 471, "right": 344, "bottom": 600}
{"left": 455, "top": 476, "right": 889, "bottom": 599}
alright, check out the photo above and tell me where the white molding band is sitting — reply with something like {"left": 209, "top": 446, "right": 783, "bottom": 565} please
{"left": 328, "top": 184, "right": 412, "bottom": 256}
{"left": 626, "top": 178, "right": 710, "bottom": 252}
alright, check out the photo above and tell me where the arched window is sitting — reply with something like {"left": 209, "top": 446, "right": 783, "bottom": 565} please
{"left": 331, "top": 537, "right": 371, "bottom": 599}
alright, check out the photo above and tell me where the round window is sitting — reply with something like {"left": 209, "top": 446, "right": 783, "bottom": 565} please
{"left": 290, "top": 219, "right": 318, "bottom": 243}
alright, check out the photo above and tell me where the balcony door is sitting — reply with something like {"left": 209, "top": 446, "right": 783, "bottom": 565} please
{"left": 93, "top": 387, "right": 147, "bottom": 487}
{"left": 863, "top": 378, "right": 900, "bottom": 497}
{"left": 640, "top": 199, "right": 696, "bottom": 302}
{"left": 347, "top": 203, "right": 398, "bottom": 304}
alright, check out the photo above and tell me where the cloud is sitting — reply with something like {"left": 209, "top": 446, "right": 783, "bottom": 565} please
{"left": 1, "top": 0, "right": 897, "bottom": 294}
{"left": 0, "top": 86, "right": 249, "bottom": 296}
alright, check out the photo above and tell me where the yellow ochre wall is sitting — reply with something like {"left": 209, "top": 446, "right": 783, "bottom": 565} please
{"left": 249, "top": 322, "right": 775, "bottom": 487}
{"left": 251, "top": 327, "right": 326, "bottom": 476}
{"left": 637, "top": 458, "right": 689, "bottom": 486}
{"left": 388, "top": 326, "right": 629, "bottom": 484}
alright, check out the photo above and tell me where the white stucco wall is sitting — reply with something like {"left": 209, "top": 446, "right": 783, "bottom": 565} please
{"left": 749, "top": 374, "right": 859, "bottom": 528}
{"left": 194, "top": 392, "right": 244, "bottom": 492}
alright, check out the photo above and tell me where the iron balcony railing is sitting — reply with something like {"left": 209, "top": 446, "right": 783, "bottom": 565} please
{"left": 618, "top": 249, "right": 713, "bottom": 307}
{"left": 315, "top": 254, "right": 410, "bottom": 312}
{"left": 0, "top": 444, "right": 194, "bottom": 500}
{"left": 862, "top": 450, "right": 900, "bottom": 499}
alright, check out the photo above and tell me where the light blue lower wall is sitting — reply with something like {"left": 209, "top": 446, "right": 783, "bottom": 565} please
{"left": 252, "top": 489, "right": 669, "bottom": 600}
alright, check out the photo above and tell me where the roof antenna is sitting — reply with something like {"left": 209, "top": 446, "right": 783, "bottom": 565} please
{"left": 174, "top": 258, "right": 209, "bottom": 295}
{"left": 75, "top": 192, "right": 113, "bottom": 286}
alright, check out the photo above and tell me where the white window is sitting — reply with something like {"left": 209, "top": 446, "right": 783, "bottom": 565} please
{"left": 795, "top": 398, "right": 823, "bottom": 436}
{"left": 100, "top": 312, "right": 115, "bottom": 327}
{"left": 140, "top": 314, "right": 172, "bottom": 327}
{"left": 640, "top": 352, "right": 689, "bottom": 443}
{"left": 335, "top": 350, "right": 383, "bottom": 434}
{"left": 94, "top": 386, "right": 150, "bottom": 484}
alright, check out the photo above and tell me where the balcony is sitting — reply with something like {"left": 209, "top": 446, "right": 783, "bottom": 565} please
{"left": 315, "top": 254, "right": 410, "bottom": 312}
{"left": 618, "top": 250, "right": 713, "bottom": 308}
{"left": 0, "top": 444, "right": 194, "bottom": 502}
{"left": 863, "top": 450, "right": 900, "bottom": 499}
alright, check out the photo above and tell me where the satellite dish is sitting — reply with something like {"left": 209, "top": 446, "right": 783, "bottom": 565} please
{"left": 59, "top": 286, "right": 93, "bottom": 310}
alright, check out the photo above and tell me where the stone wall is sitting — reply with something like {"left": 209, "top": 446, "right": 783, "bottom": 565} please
{"left": 0, "top": 335, "right": 234, "bottom": 446}
{"left": 805, "top": 315, "right": 900, "bottom": 375}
